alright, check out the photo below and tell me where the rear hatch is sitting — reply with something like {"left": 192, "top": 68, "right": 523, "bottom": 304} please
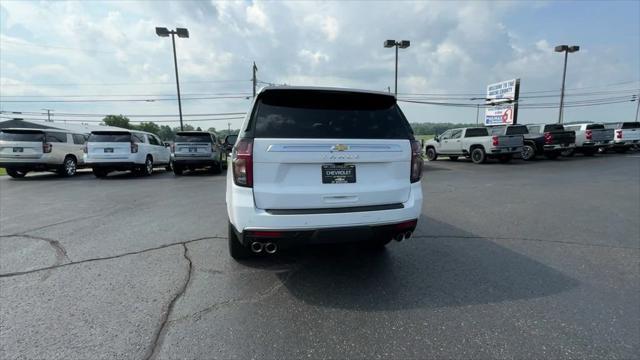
{"left": 0, "top": 129, "right": 45, "bottom": 159}
{"left": 87, "top": 131, "right": 132, "bottom": 160}
{"left": 586, "top": 124, "right": 614, "bottom": 142}
{"left": 250, "top": 89, "right": 414, "bottom": 210}
{"left": 544, "top": 124, "right": 576, "bottom": 145}
{"left": 620, "top": 122, "right": 640, "bottom": 141}
{"left": 173, "top": 132, "right": 213, "bottom": 158}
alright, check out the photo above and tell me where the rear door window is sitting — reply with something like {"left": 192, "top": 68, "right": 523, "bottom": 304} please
{"left": 175, "top": 133, "right": 213, "bottom": 143}
{"left": 46, "top": 132, "right": 67, "bottom": 143}
{"left": 147, "top": 134, "right": 160, "bottom": 146}
{"left": 90, "top": 132, "right": 132, "bottom": 142}
{"left": 0, "top": 130, "right": 44, "bottom": 142}
{"left": 72, "top": 134, "right": 86, "bottom": 144}
{"left": 464, "top": 128, "right": 489, "bottom": 137}
{"left": 251, "top": 90, "right": 412, "bottom": 139}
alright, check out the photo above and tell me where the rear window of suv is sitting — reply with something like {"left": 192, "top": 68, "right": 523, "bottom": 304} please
{"left": 175, "top": 133, "right": 212, "bottom": 143}
{"left": 250, "top": 90, "right": 413, "bottom": 139}
{"left": 0, "top": 130, "right": 44, "bottom": 142}
{"left": 89, "top": 132, "right": 131, "bottom": 142}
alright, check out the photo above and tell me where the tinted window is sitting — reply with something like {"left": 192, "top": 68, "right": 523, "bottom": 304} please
{"left": 439, "top": 130, "right": 451, "bottom": 140}
{"left": 89, "top": 132, "right": 131, "bottom": 142}
{"left": 544, "top": 124, "right": 565, "bottom": 132}
{"left": 72, "top": 134, "right": 86, "bottom": 144}
{"left": 252, "top": 90, "right": 412, "bottom": 139}
{"left": 505, "top": 126, "right": 528, "bottom": 135}
{"left": 175, "top": 133, "right": 213, "bottom": 143}
{"left": 0, "top": 130, "right": 44, "bottom": 142}
{"left": 586, "top": 124, "right": 605, "bottom": 130}
{"left": 147, "top": 135, "right": 159, "bottom": 145}
{"left": 132, "top": 133, "right": 145, "bottom": 143}
{"left": 451, "top": 130, "right": 463, "bottom": 139}
{"left": 46, "top": 132, "right": 67, "bottom": 143}
{"left": 465, "top": 128, "right": 489, "bottom": 137}
{"left": 621, "top": 122, "right": 640, "bottom": 129}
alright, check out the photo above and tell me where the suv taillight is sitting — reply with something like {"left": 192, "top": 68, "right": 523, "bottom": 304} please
{"left": 616, "top": 130, "right": 623, "bottom": 139}
{"left": 585, "top": 129, "right": 593, "bottom": 140}
{"left": 131, "top": 142, "right": 138, "bottom": 153}
{"left": 410, "top": 140, "right": 423, "bottom": 183}
{"left": 233, "top": 138, "right": 253, "bottom": 187}
{"left": 43, "top": 143, "right": 52, "bottom": 153}
{"left": 544, "top": 132, "right": 553, "bottom": 145}
{"left": 492, "top": 136, "right": 499, "bottom": 146}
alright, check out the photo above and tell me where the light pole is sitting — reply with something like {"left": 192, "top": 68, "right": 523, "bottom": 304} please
{"left": 384, "top": 40, "right": 410, "bottom": 96}
{"left": 554, "top": 45, "right": 579, "bottom": 124}
{"left": 156, "top": 27, "right": 189, "bottom": 131}
{"left": 634, "top": 94, "right": 639, "bottom": 122}
{"left": 41, "top": 108, "right": 53, "bottom": 122}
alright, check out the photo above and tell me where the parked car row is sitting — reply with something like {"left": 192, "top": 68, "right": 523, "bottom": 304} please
{"left": 424, "top": 122, "right": 639, "bottom": 164}
{"left": 0, "top": 128, "right": 230, "bottom": 178}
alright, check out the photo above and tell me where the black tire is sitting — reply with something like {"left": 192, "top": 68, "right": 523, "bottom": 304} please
{"left": 229, "top": 222, "right": 251, "bottom": 260}
{"left": 92, "top": 168, "right": 109, "bottom": 178}
{"left": 471, "top": 147, "right": 486, "bottom": 164}
{"left": 425, "top": 147, "right": 438, "bottom": 161}
{"left": 561, "top": 148, "right": 575, "bottom": 157}
{"left": 173, "top": 165, "right": 183, "bottom": 176}
{"left": 59, "top": 156, "right": 77, "bottom": 177}
{"left": 498, "top": 154, "right": 512, "bottom": 163}
{"left": 521, "top": 144, "right": 536, "bottom": 161}
{"left": 142, "top": 156, "right": 153, "bottom": 176}
{"left": 6, "top": 168, "right": 27, "bottom": 178}
{"left": 448, "top": 156, "right": 459, "bottom": 161}
{"left": 545, "top": 151, "right": 560, "bottom": 160}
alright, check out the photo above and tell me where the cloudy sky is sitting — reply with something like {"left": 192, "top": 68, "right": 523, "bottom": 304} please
{"left": 1, "top": 0, "right": 638, "bottom": 130}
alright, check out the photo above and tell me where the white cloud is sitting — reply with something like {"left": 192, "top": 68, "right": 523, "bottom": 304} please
{"left": 246, "top": 2, "right": 272, "bottom": 33}
{"left": 298, "top": 49, "right": 329, "bottom": 65}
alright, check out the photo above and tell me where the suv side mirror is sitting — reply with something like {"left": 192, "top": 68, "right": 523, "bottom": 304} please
{"left": 163, "top": 142, "right": 171, "bottom": 147}
{"left": 434, "top": 136, "right": 440, "bottom": 142}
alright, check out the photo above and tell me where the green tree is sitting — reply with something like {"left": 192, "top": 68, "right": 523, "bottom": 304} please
{"left": 196, "top": 126, "right": 202, "bottom": 131}
{"left": 173, "top": 124, "right": 194, "bottom": 132}
{"left": 207, "top": 127, "right": 216, "bottom": 133}
{"left": 102, "top": 115, "right": 131, "bottom": 129}
{"left": 158, "top": 125, "right": 175, "bottom": 141}
{"left": 135, "top": 121, "right": 160, "bottom": 135}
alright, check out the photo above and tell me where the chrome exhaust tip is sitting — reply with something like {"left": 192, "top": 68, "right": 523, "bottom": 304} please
{"left": 264, "top": 242, "right": 278, "bottom": 254}
{"left": 404, "top": 231, "right": 412, "bottom": 239}
{"left": 394, "top": 233, "right": 404, "bottom": 242}
{"left": 250, "top": 242, "right": 264, "bottom": 253}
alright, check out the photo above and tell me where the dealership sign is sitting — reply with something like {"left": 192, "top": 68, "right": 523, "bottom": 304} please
{"left": 486, "top": 79, "right": 518, "bottom": 101}
{"left": 485, "top": 104, "right": 515, "bottom": 126}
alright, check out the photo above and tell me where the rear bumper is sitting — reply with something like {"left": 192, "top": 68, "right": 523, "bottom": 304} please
{"left": 543, "top": 143, "right": 575, "bottom": 151}
{"left": 227, "top": 182, "right": 423, "bottom": 243}
{"left": 89, "top": 162, "right": 138, "bottom": 171}
{"left": 489, "top": 146, "right": 522, "bottom": 155}
{"left": 612, "top": 140, "right": 640, "bottom": 146}
{"left": 173, "top": 158, "right": 218, "bottom": 167}
{"left": 0, "top": 161, "right": 59, "bottom": 171}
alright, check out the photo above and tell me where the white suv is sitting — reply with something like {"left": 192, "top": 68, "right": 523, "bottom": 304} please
{"left": 84, "top": 130, "right": 171, "bottom": 177}
{"left": 225, "top": 87, "right": 424, "bottom": 259}
{"left": 0, "top": 128, "right": 87, "bottom": 178}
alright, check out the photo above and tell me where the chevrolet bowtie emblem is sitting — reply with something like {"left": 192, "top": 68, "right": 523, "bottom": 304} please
{"left": 332, "top": 144, "right": 349, "bottom": 152}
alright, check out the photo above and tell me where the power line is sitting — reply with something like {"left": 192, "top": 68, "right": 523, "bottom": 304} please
{"left": 0, "top": 79, "right": 251, "bottom": 87}
{"left": 0, "top": 95, "right": 251, "bottom": 103}
{"left": 0, "top": 111, "right": 246, "bottom": 118}
{"left": 0, "top": 115, "right": 246, "bottom": 123}
{"left": 0, "top": 92, "right": 253, "bottom": 98}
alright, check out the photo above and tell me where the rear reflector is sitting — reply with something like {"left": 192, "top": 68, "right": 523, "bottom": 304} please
{"left": 246, "top": 231, "right": 283, "bottom": 238}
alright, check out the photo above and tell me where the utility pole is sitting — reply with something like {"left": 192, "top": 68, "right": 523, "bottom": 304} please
{"left": 635, "top": 94, "right": 639, "bottom": 122}
{"left": 554, "top": 45, "right": 579, "bottom": 124}
{"left": 42, "top": 109, "right": 53, "bottom": 122}
{"left": 252, "top": 62, "right": 258, "bottom": 98}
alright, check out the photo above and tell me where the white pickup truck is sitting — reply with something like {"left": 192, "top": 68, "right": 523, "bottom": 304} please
{"left": 425, "top": 127, "right": 523, "bottom": 164}
{"left": 604, "top": 122, "right": 640, "bottom": 153}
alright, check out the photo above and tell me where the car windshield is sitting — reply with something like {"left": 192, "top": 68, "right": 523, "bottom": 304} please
{"left": 0, "top": 130, "right": 44, "bottom": 142}
{"left": 252, "top": 90, "right": 412, "bottom": 139}
{"left": 89, "top": 132, "right": 131, "bottom": 142}
{"left": 174, "top": 133, "right": 212, "bottom": 143}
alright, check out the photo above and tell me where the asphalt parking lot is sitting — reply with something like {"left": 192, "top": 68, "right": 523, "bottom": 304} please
{"left": 1, "top": 153, "right": 638, "bottom": 359}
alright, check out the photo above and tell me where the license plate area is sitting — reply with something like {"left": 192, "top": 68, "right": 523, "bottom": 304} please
{"left": 12, "top": 147, "right": 23, "bottom": 153}
{"left": 104, "top": 148, "right": 114, "bottom": 153}
{"left": 188, "top": 147, "right": 197, "bottom": 153}
{"left": 322, "top": 164, "right": 356, "bottom": 184}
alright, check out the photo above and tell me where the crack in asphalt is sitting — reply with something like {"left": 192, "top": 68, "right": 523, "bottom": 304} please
{"left": 0, "top": 236, "right": 222, "bottom": 278}
{"left": 411, "top": 234, "right": 640, "bottom": 250}
{"left": 1, "top": 234, "right": 70, "bottom": 262}
{"left": 145, "top": 243, "right": 193, "bottom": 360}
{"left": 168, "top": 266, "right": 300, "bottom": 326}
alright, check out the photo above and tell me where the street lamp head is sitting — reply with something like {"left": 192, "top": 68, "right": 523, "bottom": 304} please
{"left": 176, "top": 28, "right": 189, "bottom": 38}
{"left": 568, "top": 45, "right": 580, "bottom": 53}
{"left": 155, "top": 27, "right": 170, "bottom": 37}
{"left": 384, "top": 40, "right": 396, "bottom": 48}
{"left": 399, "top": 40, "right": 410, "bottom": 49}
{"left": 554, "top": 45, "right": 569, "bottom": 52}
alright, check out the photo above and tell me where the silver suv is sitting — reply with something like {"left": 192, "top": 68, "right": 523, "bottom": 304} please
{"left": 171, "top": 131, "right": 226, "bottom": 175}
{"left": 0, "top": 128, "right": 87, "bottom": 178}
